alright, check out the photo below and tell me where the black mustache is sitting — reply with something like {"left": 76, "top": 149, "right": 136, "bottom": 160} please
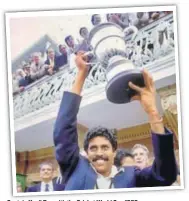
{"left": 92, "top": 156, "right": 109, "bottom": 162}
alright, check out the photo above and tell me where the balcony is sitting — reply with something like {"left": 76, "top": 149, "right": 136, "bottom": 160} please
{"left": 13, "top": 13, "right": 177, "bottom": 151}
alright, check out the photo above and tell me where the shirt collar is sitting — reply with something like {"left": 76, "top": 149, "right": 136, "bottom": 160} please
{"left": 41, "top": 180, "right": 53, "bottom": 185}
{"left": 90, "top": 164, "right": 124, "bottom": 179}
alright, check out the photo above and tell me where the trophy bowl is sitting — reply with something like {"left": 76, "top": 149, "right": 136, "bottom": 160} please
{"left": 88, "top": 23, "right": 145, "bottom": 104}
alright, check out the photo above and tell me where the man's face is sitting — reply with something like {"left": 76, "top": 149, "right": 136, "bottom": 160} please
{"left": 87, "top": 136, "right": 116, "bottom": 176}
{"left": 132, "top": 147, "right": 149, "bottom": 169}
{"left": 59, "top": 45, "right": 67, "bottom": 54}
{"left": 48, "top": 49, "right": 55, "bottom": 59}
{"left": 93, "top": 15, "right": 101, "bottom": 25}
{"left": 23, "top": 66, "right": 30, "bottom": 75}
{"left": 67, "top": 36, "right": 74, "bottom": 47}
{"left": 40, "top": 164, "right": 54, "bottom": 182}
{"left": 34, "top": 55, "right": 40, "bottom": 64}
{"left": 81, "top": 28, "right": 89, "bottom": 39}
{"left": 26, "top": 67, "right": 30, "bottom": 74}
{"left": 17, "top": 185, "right": 22, "bottom": 192}
{"left": 121, "top": 156, "right": 135, "bottom": 167}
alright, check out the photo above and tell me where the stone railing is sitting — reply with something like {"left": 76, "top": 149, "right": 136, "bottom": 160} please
{"left": 13, "top": 13, "right": 175, "bottom": 119}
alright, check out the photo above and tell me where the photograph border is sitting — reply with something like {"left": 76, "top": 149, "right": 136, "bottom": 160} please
{"left": 5, "top": 5, "right": 184, "bottom": 196}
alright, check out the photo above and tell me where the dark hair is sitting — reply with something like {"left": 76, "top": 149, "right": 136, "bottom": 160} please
{"left": 84, "top": 126, "right": 117, "bottom": 151}
{"left": 59, "top": 44, "right": 65, "bottom": 48}
{"left": 114, "top": 148, "right": 134, "bottom": 167}
{"left": 91, "top": 14, "right": 99, "bottom": 25}
{"left": 59, "top": 44, "right": 66, "bottom": 50}
{"left": 64, "top": 35, "right": 73, "bottom": 46}
{"left": 79, "top": 27, "right": 87, "bottom": 36}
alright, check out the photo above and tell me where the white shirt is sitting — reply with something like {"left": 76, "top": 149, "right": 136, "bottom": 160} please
{"left": 40, "top": 181, "right": 54, "bottom": 192}
{"left": 91, "top": 165, "right": 124, "bottom": 189}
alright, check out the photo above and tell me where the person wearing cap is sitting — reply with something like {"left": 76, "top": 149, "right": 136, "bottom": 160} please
{"left": 53, "top": 52, "right": 177, "bottom": 190}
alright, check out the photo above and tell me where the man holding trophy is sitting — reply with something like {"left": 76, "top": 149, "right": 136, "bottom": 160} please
{"left": 53, "top": 22, "right": 177, "bottom": 190}
{"left": 53, "top": 52, "right": 177, "bottom": 190}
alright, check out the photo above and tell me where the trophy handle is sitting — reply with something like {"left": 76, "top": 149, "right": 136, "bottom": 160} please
{"left": 123, "top": 25, "right": 138, "bottom": 41}
{"left": 84, "top": 51, "right": 97, "bottom": 66}
{"left": 84, "top": 51, "right": 94, "bottom": 58}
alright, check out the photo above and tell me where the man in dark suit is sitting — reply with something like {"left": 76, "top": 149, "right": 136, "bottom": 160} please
{"left": 58, "top": 44, "right": 68, "bottom": 66}
{"left": 26, "top": 162, "right": 64, "bottom": 192}
{"left": 53, "top": 52, "right": 177, "bottom": 190}
{"left": 45, "top": 48, "right": 63, "bottom": 74}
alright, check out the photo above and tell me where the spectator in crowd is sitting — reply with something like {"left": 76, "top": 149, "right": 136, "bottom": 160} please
{"left": 23, "top": 63, "right": 30, "bottom": 76}
{"left": 114, "top": 148, "right": 135, "bottom": 167}
{"left": 53, "top": 52, "right": 177, "bottom": 190}
{"left": 78, "top": 27, "right": 92, "bottom": 52}
{"left": 132, "top": 144, "right": 150, "bottom": 170}
{"left": 80, "top": 27, "right": 89, "bottom": 40}
{"left": 17, "top": 182, "right": 23, "bottom": 193}
{"left": 130, "top": 12, "right": 150, "bottom": 29}
{"left": 12, "top": 72, "right": 25, "bottom": 95}
{"left": 16, "top": 68, "right": 29, "bottom": 87}
{"left": 163, "top": 11, "right": 173, "bottom": 15}
{"left": 45, "top": 47, "right": 62, "bottom": 73}
{"left": 58, "top": 44, "right": 68, "bottom": 66}
{"left": 148, "top": 11, "right": 172, "bottom": 23}
{"left": 65, "top": 35, "right": 79, "bottom": 54}
{"left": 22, "top": 63, "right": 34, "bottom": 85}
{"left": 26, "top": 161, "right": 65, "bottom": 192}
{"left": 30, "top": 52, "right": 50, "bottom": 81}
{"left": 65, "top": 35, "right": 80, "bottom": 69}
{"left": 91, "top": 14, "right": 101, "bottom": 26}
{"left": 107, "top": 13, "right": 130, "bottom": 29}
{"left": 149, "top": 12, "right": 160, "bottom": 21}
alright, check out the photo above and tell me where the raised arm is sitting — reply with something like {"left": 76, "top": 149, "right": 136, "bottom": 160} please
{"left": 135, "top": 129, "right": 177, "bottom": 187}
{"left": 129, "top": 69, "right": 177, "bottom": 186}
{"left": 53, "top": 52, "right": 88, "bottom": 183}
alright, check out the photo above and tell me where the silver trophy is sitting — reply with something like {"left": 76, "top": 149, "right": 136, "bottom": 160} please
{"left": 87, "top": 23, "right": 145, "bottom": 104}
